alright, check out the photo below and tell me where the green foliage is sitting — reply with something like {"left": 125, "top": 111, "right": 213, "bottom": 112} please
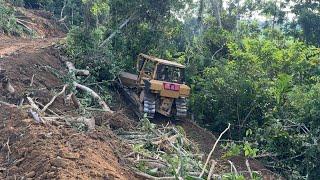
{"left": 82, "top": 0, "right": 109, "bottom": 16}
{"left": 59, "top": 0, "right": 320, "bottom": 178}
{"left": 293, "top": 0, "right": 320, "bottom": 46}
{"left": 0, "top": 2, "right": 24, "bottom": 35}
{"left": 243, "top": 142, "right": 258, "bottom": 157}
{"left": 222, "top": 141, "right": 259, "bottom": 158}
{"left": 222, "top": 142, "right": 242, "bottom": 158}
{"left": 139, "top": 115, "right": 156, "bottom": 132}
{"left": 188, "top": 27, "right": 320, "bottom": 177}
{"left": 298, "top": 9, "right": 320, "bottom": 46}
{"left": 222, "top": 173, "right": 245, "bottom": 180}
{"left": 66, "top": 26, "right": 124, "bottom": 82}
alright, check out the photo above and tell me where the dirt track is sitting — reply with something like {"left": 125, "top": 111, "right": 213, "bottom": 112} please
{"left": 0, "top": 38, "right": 62, "bottom": 57}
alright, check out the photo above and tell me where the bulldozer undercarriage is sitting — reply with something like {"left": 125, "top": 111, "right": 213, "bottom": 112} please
{"left": 175, "top": 97, "right": 187, "bottom": 118}
{"left": 143, "top": 91, "right": 156, "bottom": 118}
{"left": 119, "top": 85, "right": 187, "bottom": 119}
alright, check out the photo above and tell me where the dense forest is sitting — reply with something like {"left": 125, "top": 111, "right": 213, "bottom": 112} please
{"left": 1, "top": 0, "right": 320, "bottom": 179}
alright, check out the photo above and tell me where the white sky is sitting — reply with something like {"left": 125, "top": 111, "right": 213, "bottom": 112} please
{"left": 190, "top": 0, "right": 297, "bottom": 22}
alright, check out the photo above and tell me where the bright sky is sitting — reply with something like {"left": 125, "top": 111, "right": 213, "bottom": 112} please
{"left": 223, "top": 0, "right": 296, "bottom": 22}
{"left": 191, "top": 0, "right": 297, "bottom": 22}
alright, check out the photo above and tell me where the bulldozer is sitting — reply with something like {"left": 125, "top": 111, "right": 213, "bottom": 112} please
{"left": 118, "top": 53, "right": 190, "bottom": 119}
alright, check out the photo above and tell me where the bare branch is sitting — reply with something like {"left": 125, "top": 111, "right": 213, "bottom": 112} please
{"left": 74, "top": 82, "right": 113, "bottom": 113}
{"left": 41, "top": 84, "right": 68, "bottom": 113}
{"left": 66, "top": 61, "right": 90, "bottom": 76}
{"left": 246, "top": 159, "right": 253, "bottom": 179}
{"left": 207, "top": 160, "right": 217, "bottom": 180}
{"left": 199, "top": 123, "right": 230, "bottom": 178}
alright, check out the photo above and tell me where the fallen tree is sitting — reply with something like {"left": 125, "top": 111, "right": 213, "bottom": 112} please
{"left": 66, "top": 61, "right": 113, "bottom": 113}
{"left": 73, "top": 82, "right": 113, "bottom": 113}
{"left": 66, "top": 61, "right": 90, "bottom": 76}
{"left": 118, "top": 119, "right": 262, "bottom": 179}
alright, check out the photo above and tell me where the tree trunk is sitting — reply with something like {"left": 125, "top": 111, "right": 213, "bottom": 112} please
{"left": 73, "top": 82, "right": 113, "bottom": 113}
{"left": 211, "top": 0, "right": 222, "bottom": 28}
{"left": 99, "top": 16, "right": 133, "bottom": 47}
{"left": 60, "top": 0, "right": 67, "bottom": 20}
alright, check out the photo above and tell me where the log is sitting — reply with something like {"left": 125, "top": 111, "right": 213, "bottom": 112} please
{"left": 65, "top": 61, "right": 112, "bottom": 112}
{"left": 28, "top": 109, "right": 44, "bottom": 123}
{"left": 73, "top": 82, "right": 113, "bottom": 113}
{"left": 66, "top": 62, "right": 90, "bottom": 76}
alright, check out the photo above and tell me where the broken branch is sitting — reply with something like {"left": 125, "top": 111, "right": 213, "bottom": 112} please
{"left": 41, "top": 84, "right": 68, "bottom": 113}
{"left": 28, "top": 109, "right": 44, "bottom": 123}
{"left": 73, "top": 82, "right": 113, "bottom": 113}
{"left": 199, "top": 123, "right": 230, "bottom": 178}
{"left": 30, "top": 74, "right": 35, "bottom": 87}
{"left": 27, "top": 97, "right": 41, "bottom": 112}
{"left": 207, "top": 160, "right": 217, "bottom": 180}
{"left": 66, "top": 61, "right": 90, "bottom": 76}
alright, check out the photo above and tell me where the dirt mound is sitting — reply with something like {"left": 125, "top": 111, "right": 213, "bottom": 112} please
{"left": 0, "top": 104, "right": 136, "bottom": 179}
{"left": 0, "top": 40, "right": 64, "bottom": 93}
{"left": 0, "top": 38, "right": 137, "bottom": 179}
{"left": 15, "top": 7, "right": 65, "bottom": 38}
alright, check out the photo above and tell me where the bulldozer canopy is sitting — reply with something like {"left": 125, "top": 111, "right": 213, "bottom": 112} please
{"left": 139, "top": 53, "right": 186, "bottom": 69}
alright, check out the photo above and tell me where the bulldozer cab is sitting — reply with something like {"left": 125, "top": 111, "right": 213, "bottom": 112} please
{"left": 137, "top": 53, "right": 186, "bottom": 84}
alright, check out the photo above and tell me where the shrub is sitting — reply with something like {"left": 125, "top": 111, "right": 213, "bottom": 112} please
{"left": 0, "top": 1, "right": 24, "bottom": 35}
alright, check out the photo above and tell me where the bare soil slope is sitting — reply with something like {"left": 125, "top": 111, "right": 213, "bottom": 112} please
{"left": 0, "top": 6, "right": 137, "bottom": 180}
{"left": 0, "top": 105, "right": 135, "bottom": 179}
{"left": 0, "top": 41, "right": 137, "bottom": 179}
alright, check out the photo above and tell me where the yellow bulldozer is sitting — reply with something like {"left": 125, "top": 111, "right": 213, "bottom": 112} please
{"left": 118, "top": 53, "right": 190, "bottom": 119}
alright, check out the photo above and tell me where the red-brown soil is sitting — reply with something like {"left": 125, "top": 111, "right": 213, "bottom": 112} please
{"left": 0, "top": 105, "right": 136, "bottom": 179}
{"left": 0, "top": 6, "right": 138, "bottom": 178}
{"left": 0, "top": 39, "right": 139, "bottom": 179}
